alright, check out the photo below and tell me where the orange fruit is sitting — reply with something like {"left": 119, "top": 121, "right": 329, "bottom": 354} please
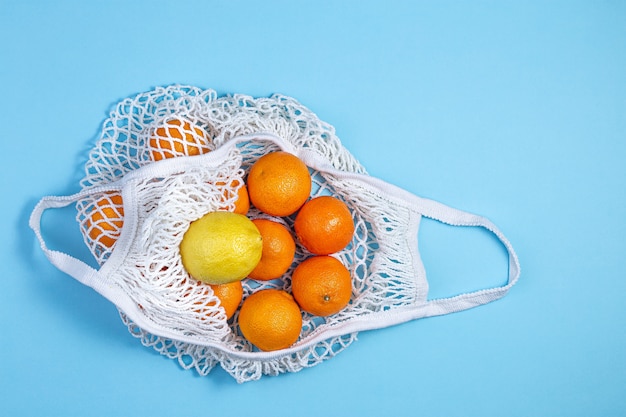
{"left": 238, "top": 289, "right": 302, "bottom": 351}
{"left": 85, "top": 192, "right": 124, "bottom": 248}
{"left": 247, "top": 151, "right": 312, "bottom": 217}
{"left": 294, "top": 196, "right": 354, "bottom": 255}
{"left": 248, "top": 219, "right": 296, "bottom": 281}
{"left": 291, "top": 255, "right": 352, "bottom": 317}
{"left": 217, "top": 178, "right": 250, "bottom": 215}
{"left": 231, "top": 183, "right": 250, "bottom": 215}
{"left": 210, "top": 280, "right": 243, "bottom": 320}
{"left": 183, "top": 280, "right": 243, "bottom": 320}
{"left": 148, "top": 118, "right": 210, "bottom": 161}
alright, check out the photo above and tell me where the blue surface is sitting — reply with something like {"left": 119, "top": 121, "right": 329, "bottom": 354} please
{"left": 2, "top": 1, "right": 625, "bottom": 416}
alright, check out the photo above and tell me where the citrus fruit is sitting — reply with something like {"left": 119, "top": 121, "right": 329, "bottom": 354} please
{"left": 85, "top": 192, "right": 124, "bottom": 248}
{"left": 247, "top": 151, "right": 312, "bottom": 217}
{"left": 291, "top": 255, "right": 352, "bottom": 317}
{"left": 179, "top": 211, "right": 263, "bottom": 285}
{"left": 217, "top": 178, "right": 250, "bottom": 215}
{"left": 248, "top": 219, "right": 296, "bottom": 281}
{"left": 238, "top": 289, "right": 302, "bottom": 351}
{"left": 210, "top": 280, "right": 243, "bottom": 320}
{"left": 148, "top": 117, "right": 211, "bottom": 161}
{"left": 294, "top": 196, "right": 355, "bottom": 255}
{"left": 182, "top": 279, "right": 243, "bottom": 320}
{"left": 231, "top": 182, "right": 250, "bottom": 215}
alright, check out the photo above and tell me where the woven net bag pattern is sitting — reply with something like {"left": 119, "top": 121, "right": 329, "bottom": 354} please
{"left": 75, "top": 85, "right": 420, "bottom": 383}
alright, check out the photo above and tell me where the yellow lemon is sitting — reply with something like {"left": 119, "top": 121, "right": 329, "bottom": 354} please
{"left": 180, "top": 211, "right": 263, "bottom": 285}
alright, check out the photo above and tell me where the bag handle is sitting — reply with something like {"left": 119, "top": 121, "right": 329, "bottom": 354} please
{"left": 413, "top": 196, "right": 521, "bottom": 318}
{"left": 29, "top": 189, "right": 115, "bottom": 288}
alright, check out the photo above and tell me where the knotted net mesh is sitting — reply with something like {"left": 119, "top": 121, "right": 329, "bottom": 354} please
{"left": 75, "top": 85, "right": 421, "bottom": 382}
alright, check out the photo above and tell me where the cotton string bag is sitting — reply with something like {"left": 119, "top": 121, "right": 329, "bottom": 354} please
{"left": 30, "top": 85, "right": 520, "bottom": 383}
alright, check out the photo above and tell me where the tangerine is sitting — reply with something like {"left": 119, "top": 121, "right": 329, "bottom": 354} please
{"left": 248, "top": 219, "right": 296, "bottom": 281}
{"left": 217, "top": 178, "right": 250, "bottom": 215}
{"left": 232, "top": 183, "right": 250, "bottom": 215}
{"left": 294, "top": 195, "right": 354, "bottom": 255}
{"left": 238, "top": 289, "right": 302, "bottom": 351}
{"left": 291, "top": 255, "right": 352, "bottom": 317}
{"left": 247, "top": 151, "right": 311, "bottom": 217}
{"left": 148, "top": 117, "right": 211, "bottom": 161}
{"left": 85, "top": 192, "right": 124, "bottom": 248}
{"left": 183, "top": 280, "right": 243, "bottom": 320}
{"left": 209, "top": 280, "right": 243, "bottom": 320}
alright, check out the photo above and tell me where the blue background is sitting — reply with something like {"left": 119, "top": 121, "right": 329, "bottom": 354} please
{"left": 1, "top": 1, "right": 625, "bottom": 416}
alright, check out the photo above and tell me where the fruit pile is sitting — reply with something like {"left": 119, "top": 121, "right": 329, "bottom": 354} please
{"left": 83, "top": 116, "right": 355, "bottom": 352}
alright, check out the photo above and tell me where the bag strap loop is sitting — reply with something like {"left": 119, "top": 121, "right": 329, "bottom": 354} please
{"left": 413, "top": 196, "right": 521, "bottom": 318}
{"left": 28, "top": 188, "right": 117, "bottom": 287}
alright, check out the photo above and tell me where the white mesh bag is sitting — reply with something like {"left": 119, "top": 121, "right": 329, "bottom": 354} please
{"left": 30, "top": 85, "right": 520, "bottom": 383}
